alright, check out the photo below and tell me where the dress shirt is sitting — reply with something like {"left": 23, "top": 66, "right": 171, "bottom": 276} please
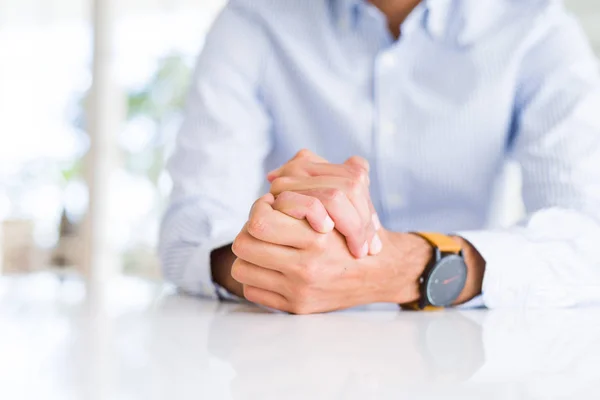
{"left": 159, "top": 0, "right": 600, "bottom": 308}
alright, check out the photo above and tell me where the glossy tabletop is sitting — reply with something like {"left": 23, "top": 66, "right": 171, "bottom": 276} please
{"left": 1, "top": 273, "right": 599, "bottom": 400}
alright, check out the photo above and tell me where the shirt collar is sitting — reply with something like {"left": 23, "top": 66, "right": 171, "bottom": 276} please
{"left": 334, "top": 0, "right": 493, "bottom": 47}
{"left": 423, "top": 0, "right": 453, "bottom": 39}
{"left": 334, "top": 0, "right": 447, "bottom": 34}
{"left": 333, "top": 0, "right": 362, "bottom": 30}
{"left": 426, "top": 0, "right": 511, "bottom": 47}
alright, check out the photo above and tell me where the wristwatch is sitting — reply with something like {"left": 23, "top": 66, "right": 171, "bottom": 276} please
{"left": 402, "top": 233, "right": 468, "bottom": 310}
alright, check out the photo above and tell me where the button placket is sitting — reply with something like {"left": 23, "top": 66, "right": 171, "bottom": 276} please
{"left": 374, "top": 48, "right": 409, "bottom": 219}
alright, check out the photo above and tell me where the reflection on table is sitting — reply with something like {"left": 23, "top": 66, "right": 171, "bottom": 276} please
{"left": 1, "top": 273, "right": 599, "bottom": 400}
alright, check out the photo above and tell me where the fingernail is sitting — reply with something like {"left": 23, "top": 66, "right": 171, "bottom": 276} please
{"left": 370, "top": 234, "right": 382, "bottom": 255}
{"left": 322, "top": 215, "right": 335, "bottom": 233}
{"left": 372, "top": 213, "right": 382, "bottom": 231}
{"left": 360, "top": 241, "right": 369, "bottom": 258}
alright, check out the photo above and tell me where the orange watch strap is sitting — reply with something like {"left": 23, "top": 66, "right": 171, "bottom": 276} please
{"left": 401, "top": 301, "right": 443, "bottom": 312}
{"left": 415, "top": 232, "right": 462, "bottom": 254}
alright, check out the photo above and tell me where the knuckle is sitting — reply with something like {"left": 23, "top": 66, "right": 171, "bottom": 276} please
{"left": 230, "top": 261, "right": 244, "bottom": 281}
{"left": 231, "top": 234, "right": 247, "bottom": 257}
{"left": 347, "top": 179, "right": 364, "bottom": 197}
{"left": 246, "top": 216, "right": 268, "bottom": 238}
{"left": 323, "top": 188, "right": 345, "bottom": 204}
{"left": 304, "top": 196, "right": 322, "bottom": 213}
{"left": 271, "top": 176, "right": 292, "bottom": 193}
{"left": 348, "top": 156, "right": 370, "bottom": 171}
{"left": 299, "top": 260, "right": 319, "bottom": 283}
{"left": 276, "top": 190, "right": 296, "bottom": 203}
{"left": 347, "top": 159, "right": 370, "bottom": 185}
{"left": 289, "top": 301, "right": 312, "bottom": 315}
{"left": 347, "top": 165, "right": 365, "bottom": 181}
{"left": 295, "top": 149, "right": 313, "bottom": 159}
{"left": 311, "top": 233, "right": 329, "bottom": 251}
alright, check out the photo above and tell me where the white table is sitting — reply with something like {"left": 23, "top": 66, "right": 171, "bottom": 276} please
{"left": 1, "top": 273, "right": 599, "bottom": 400}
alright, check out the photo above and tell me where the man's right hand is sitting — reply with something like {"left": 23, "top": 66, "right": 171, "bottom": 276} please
{"left": 267, "top": 149, "right": 382, "bottom": 258}
{"left": 211, "top": 149, "right": 382, "bottom": 298}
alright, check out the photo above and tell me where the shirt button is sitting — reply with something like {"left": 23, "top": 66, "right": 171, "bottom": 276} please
{"left": 379, "top": 52, "right": 396, "bottom": 69}
{"left": 388, "top": 194, "right": 405, "bottom": 208}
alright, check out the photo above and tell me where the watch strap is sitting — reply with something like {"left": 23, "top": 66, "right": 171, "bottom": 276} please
{"left": 401, "top": 301, "right": 443, "bottom": 312}
{"left": 414, "top": 232, "right": 461, "bottom": 254}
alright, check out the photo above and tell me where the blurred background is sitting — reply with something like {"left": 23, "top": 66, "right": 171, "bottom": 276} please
{"left": 0, "top": 0, "right": 225, "bottom": 280}
{"left": 0, "top": 0, "right": 599, "bottom": 282}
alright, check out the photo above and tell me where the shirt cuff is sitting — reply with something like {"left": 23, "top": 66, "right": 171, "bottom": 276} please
{"left": 457, "top": 230, "right": 531, "bottom": 309}
{"left": 180, "top": 231, "right": 240, "bottom": 300}
{"left": 457, "top": 294, "right": 486, "bottom": 309}
{"left": 456, "top": 229, "right": 576, "bottom": 309}
{"left": 215, "top": 283, "right": 245, "bottom": 302}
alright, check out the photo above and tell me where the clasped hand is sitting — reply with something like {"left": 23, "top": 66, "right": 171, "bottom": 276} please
{"left": 231, "top": 150, "right": 429, "bottom": 314}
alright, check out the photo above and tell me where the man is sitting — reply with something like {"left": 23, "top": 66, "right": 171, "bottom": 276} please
{"left": 160, "top": 0, "right": 600, "bottom": 313}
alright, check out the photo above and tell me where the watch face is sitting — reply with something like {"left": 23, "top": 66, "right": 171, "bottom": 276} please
{"left": 425, "top": 255, "right": 467, "bottom": 307}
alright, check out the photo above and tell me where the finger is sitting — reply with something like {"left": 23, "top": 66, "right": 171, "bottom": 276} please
{"left": 363, "top": 191, "right": 382, "bottom": 254}
{"left": 296, "top": 187, "right": 369, "bottom": 258}
{"left": 243, "top": 285, "right": 290, "bottom": 312}
{"left": 292, "top": 149, "right": 324, "bottom": 162}
{"left": 363, "top": 195, "right": 382, "bottom": 255}
{"left": 372, "top": 213, "right": 382, "bottom": 231}
{"left": 248, "top": 193, "right": 276, "bottom": 218}
{"left": 342, "top": 160, "right": 378, "bottom": 231}
{"left": 231, "top": 259, "right": 288, "bottom": 296}
{"left": 344, "top": 156, "right": 370, "bottom": 173}
{"left": 271, "top": 161, "right": 369, "bottom": 186}
{"left": 302, "top": 163, "right": 370, "bottom": 186}
{"left": 246, "top": 198, "right": 321, "bottom": 248}
{"left": 267, "top": 149, "right": 328, "bottom": 182}
{"left": 270, "top": 177, "right": 373, "bottom": 256}
{"left": 272, "top": 160, "right": 379, "bottom": 254}
{"left": 344, "top": 156, "right": 371, "bottom": 187}
{"left": 232, "top": 229, "right": 304, "bottom": 273}
{"left": 283, "top": 162, "right": 360, "bottom": 179}
{"left": 367, "top": 223, "right": 382, "bottom": 256}
{"left": 344, "top": 157, "right": 382, "bottom": 253}
{"left": 272, "top": 191, "right": 335, "bottom": 233}
{"left": 268, "top": 161, "right": 312, "bottom": 183}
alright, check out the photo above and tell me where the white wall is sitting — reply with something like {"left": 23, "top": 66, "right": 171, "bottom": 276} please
{"left": 0, "top": 0, "right": 225, "bottom": 25}
{"left": 567, "top": 0, "right": 600, "bottom": 53}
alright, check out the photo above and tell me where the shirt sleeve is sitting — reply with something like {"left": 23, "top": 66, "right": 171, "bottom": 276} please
{"left": 459, "top": 4, "right": 600, "bottom": 308}
{"left": 159, "top": 1, "right": 272, "bottom": 298}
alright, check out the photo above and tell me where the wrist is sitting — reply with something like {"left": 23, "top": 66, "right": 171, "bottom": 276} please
{"left": 451, "top": 236, "right": 485, "bottom": 305}
{"left": 365, "top": 230, "right": 432, "bottom": 304}
{"left": 365, "top": 231, "right": 484, "bottom": 307}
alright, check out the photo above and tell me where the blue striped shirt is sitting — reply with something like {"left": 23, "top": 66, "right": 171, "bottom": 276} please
{"left": 160, "top": 0, "right": 600, "bottom": 308}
